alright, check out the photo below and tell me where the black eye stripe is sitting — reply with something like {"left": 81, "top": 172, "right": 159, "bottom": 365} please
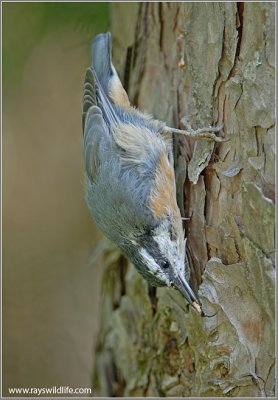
{"left": 138, "top": 235, "right": 170, "bottom": 269}
{"left": 138, "top": 235, "right": 161, "bottom": 259}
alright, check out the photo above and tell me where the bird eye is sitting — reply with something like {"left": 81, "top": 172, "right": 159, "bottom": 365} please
{"left": 160, "top": 258, "right": 170, "bottom": 269}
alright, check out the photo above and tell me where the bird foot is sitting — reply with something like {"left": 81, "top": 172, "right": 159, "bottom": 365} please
{"left": 165, "top": 123, "right": 228, "bottom": 143}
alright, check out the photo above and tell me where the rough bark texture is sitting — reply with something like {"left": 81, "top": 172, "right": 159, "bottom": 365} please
{"left": 94, "top": 3, "right": 275, "bottom": 397}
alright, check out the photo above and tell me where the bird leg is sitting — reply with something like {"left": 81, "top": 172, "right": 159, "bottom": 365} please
{"left": 164, "top": 123, "right": 228, "bottom": 143}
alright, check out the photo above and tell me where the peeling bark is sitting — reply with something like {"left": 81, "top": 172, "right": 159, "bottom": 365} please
{"left": 94, "top": 3, "right": 275, "bottom": 397}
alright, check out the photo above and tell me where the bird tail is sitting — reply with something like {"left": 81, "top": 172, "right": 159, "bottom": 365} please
{"left": 83, "top": 32, "right": 130, "bottom": 133}
{"left": 92, "top": 32, "right": 113, "bottom": 94}
{"left": 82, "top": 33, "right": 116, "bottom": 133}
{"left": 92, "top": 32, "right": 130, "bottom": 110}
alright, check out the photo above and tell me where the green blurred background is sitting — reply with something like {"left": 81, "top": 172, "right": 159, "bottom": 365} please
{"left": 2, "top": 2, "right": 110, "bottom": 396}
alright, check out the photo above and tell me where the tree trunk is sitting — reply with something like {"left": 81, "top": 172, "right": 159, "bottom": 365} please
{"left": 94, "top": 2, "right": 275, "bottom": 397}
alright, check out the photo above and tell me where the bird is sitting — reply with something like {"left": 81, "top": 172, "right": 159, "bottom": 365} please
{"left": 82, "top": 32, "right": 224, "bottom": 314}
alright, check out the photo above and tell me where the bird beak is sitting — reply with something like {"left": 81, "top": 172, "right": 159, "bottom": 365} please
{"left": 173, "top": 273, "right": 202, "bottom": 314}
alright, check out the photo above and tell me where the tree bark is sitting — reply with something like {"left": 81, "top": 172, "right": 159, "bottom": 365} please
{"left": 94, "top": 2, "right": 275, "bottom": 397}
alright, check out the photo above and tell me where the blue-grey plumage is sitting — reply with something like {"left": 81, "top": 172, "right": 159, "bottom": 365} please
{"left": 82, "top": 32, "right": 202, "bottom": 313}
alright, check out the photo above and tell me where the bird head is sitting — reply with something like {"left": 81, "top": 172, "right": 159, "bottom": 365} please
{"left": 128, "top": 213, "right": 201, "bottom": 314}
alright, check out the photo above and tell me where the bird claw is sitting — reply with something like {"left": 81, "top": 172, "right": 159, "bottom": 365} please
{"left": 211, "top": 123, "right": 224, "bottom": 132}
{"left": 199, "top": 123, "right": 229, "bottom": 143}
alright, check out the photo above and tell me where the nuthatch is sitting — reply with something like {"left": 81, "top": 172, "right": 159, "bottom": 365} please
{"left": 82, "top": 32, "right": 225, "bottom": 314}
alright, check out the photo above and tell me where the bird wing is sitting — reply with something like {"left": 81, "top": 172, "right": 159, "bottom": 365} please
{"left": 82, "top": 67, "right": 119, "bottom": 134}
{"left": 83, "top": 104, "right": 111, "bottom": 182}
{"left": 82, "top": 67, "right": 96, "bottom": 133}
